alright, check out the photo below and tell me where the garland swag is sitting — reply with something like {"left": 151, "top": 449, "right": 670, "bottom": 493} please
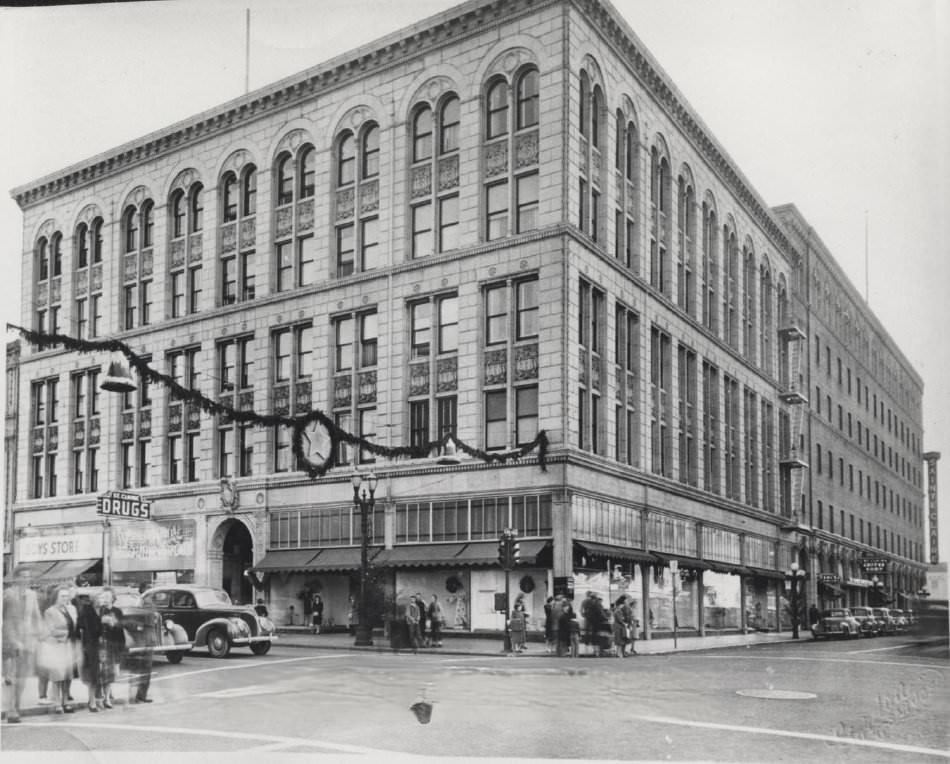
{"left": 9, "top": 324, "right": 548, "bottom": 478}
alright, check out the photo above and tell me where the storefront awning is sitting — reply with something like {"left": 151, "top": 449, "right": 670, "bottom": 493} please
{"left": 252, "top": 549, "right": 321, "bottom": 573}
{"left": 373, "top": 544, "right": 467, "bottom": 568}
{"left": 746, "top": 566, "right": 786, "bottom": 581}
{"left": 819, "top": 582, "right": 845, "bottom": 598}
{"left": 454, "top": 539, "right": 550, "bottom": 565}
{"left": 307, "top": 546, "right": 380, "bottom": 572}
{"left": 11, "top": 561, "right": 58, "bottom": 580}
{"left": 705, "top": 560, "right": 754, "bottom": 576}
{"left": 39, "top": 558, "right": 100, "bottom": 582}
{"left": 652, "top": 553, "right": 711, "bottom": 571}
{"left": 575, "top": 541, "right": 657, "bottom": 564}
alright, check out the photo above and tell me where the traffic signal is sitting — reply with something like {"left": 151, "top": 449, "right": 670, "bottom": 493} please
{"left": 497, "top": 536, "right": 510, "bottom": 568}
{"left": 511, "top": 539, "right": 520, "bottom": 565}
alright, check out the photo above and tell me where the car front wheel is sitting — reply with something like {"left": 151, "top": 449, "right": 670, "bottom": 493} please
{"left": 166, "top": 651, "right": 184, "bottom": 664}
{"left": 250, "top": 641, "right": 272, "bottom": 656}
{"left": 207, "top": 629, "right": 231, "bottom": 658}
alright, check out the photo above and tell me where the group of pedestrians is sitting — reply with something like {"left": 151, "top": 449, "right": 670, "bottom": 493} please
{"left": 543, "top": 592, "right": 639, "bottom": 658}
{"left": 2, "top": 570, "right": 150, "bottom": 723}
{"left": 399, "top": 593, "right": 446, "bottom": 651}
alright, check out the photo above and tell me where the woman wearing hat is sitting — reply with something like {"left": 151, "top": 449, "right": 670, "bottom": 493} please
{"left": 39, "top": 586, "right": 77, "bottom": 713}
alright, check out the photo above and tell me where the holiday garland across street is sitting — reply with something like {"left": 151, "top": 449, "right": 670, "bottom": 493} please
{"left": 9, "top": 323, "right": 548, "bottom": 477}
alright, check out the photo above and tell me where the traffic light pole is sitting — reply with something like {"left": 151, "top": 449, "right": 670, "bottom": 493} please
{"left": 503, "top": 567, "right": 512, "bottom": 653}
{"left": 498, "top": 528, "right": 518, "bottom": 654}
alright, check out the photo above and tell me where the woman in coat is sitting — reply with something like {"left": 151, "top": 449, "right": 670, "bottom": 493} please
{"left": 77, "top": 590, "right": 103, "bottom": 711}
{"left": 40, "top": 586, "right": 76, "bottom": 713}
{"left": 509, "top": 601, "right": 528, "bottom": 652}
{"left": 96, "top": 587, "right": 125, "bottom": 709}
{"left": 612, "top": 596, "right": 631, "bottom": 658}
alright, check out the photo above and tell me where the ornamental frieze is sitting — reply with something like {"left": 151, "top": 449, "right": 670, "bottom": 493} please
{"left": 167, "top": 404, "right": 182, "bottom": 433}
{"left": 515, "top": 131, "right": 539, "bottom": 169}
{"left": 273, "top": 384, "right": 290, "bottom": 416}
{"left": 294, "top": 380, "right": 312, "bottom": 412}
{"left": 76, "top": 204, "right": 102, "bottom": 226}
{"left": 297, "top": 199, "right": 315, "bottom": 233}
{"left": 513, "top": 344, "right": 538, "bottom": 381}
{"left": 36, "top": 219, "right": 56, "bottom": 241}
{"left": 484, "top": 348, "right": 507, "bottom": 386}
{"left": 170, "top": 238, "right": 186, "bottom": 267}
{"left": 275, "top": 207, "right": 294, "bottom": 239}
{"left": 484, "top": 141, "right": 508, "bottom": 178}
{"left": 333, "top": 375, "right": 351, "bottom": 408}
{"left": 124, "top": 254, "right": 138, "bottom": 283}
{"left": 220, "top": 149, "right": 252, "bottom": 177}
{"left": 436, "top": 356, "right": 458, "bottom": 392}
{"left": 220, "top": 223, "right": 237, "bottom": 254}
{"left": 141, "top": 249, "right": 154, "bottom": 278}
{"left": 188, "top": 234, "right": 203, "bottom": 262}
{"left": 170, "top": 168, "right": 198, "bottom": 194}
{"left": 409, "top": 362, "right": 430, "bottom": 396}
{"left": 411, "top": 165, "right": 432, "bottom": 199}
{"left": 336, "top": 188, "right": 355, "bottom": 221}
{"left": 487, "top": 47, "right": 536, "bottom": 78}
{"left": 438, "top": 154, "right": 459, "bottom": 191}
{"left": 239, "top": 217, "right": 256, "bottom": 252}
{"left": 360, "top": 180, "right": 379, "bottom": 214}
{"left": 275, "top": 128, "right": 309, "bottom": 157}
{"left": 122, "top": 412, "right": 135, "bottom": 439}
{"left": 358, "top": 371, "right": 377, "bottom": 404}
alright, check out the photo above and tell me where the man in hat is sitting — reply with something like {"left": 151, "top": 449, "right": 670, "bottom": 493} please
{"left": 2, "top": 568, "right": 44, "bottom": 723}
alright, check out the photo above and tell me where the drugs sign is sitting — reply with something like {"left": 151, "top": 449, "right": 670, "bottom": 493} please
{"left": 97, "top": 490, "right": 152, "bottom": 520}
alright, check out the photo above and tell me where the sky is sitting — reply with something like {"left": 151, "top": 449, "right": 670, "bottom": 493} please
{"left": 0, "top": 0, "right": 948, "bottom": 568}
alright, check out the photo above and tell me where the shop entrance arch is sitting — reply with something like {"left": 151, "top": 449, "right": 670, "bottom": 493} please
{"left": 215, "top": 519, "right": 254, "bottom": 605}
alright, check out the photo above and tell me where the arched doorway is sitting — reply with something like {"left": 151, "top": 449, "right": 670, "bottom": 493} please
{"left": 221, "top": 520, "right": 254, "bottom": 605}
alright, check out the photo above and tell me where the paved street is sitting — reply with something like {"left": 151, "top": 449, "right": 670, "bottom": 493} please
{"left": 2, "top": 635, "right": 947, "bottom": 762}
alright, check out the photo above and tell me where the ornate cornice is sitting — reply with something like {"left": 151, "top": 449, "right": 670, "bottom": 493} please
{"left": 10, "top": 0, "right": 544, "bottom": 210}
{"left": 569, "top": 0, "right": 796, "bottom": 264}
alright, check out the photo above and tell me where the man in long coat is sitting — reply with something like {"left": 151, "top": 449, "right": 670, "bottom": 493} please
{"left": 2, "top": 568, "right": 44, "bottom": 723}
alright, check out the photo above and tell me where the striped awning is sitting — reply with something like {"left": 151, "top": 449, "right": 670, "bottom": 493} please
{"left": 373, "top": 544, "right": 467, "bottom": 568}
{"left": 252, "top": 549, "right": 320, "bottom": 573}
{"left": 575, "top": 541, "right": 657, "bottom": 564}
{"left": 653, "top": 553, "right": 711, "bottom": 571}
{"left": 453, "top": 539, "right": 549, "bottom": 565}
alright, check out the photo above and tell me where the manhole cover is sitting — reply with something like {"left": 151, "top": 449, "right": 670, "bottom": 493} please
{"left": 736, "top": 689, "right": 817, "bottom": 700}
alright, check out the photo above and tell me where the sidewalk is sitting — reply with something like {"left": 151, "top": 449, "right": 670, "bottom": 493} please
{"left": 275, "top": 626, "right": 800, "bottom": 656}
{"left": 3, "top": 629, "right": 800, "bottom": 722}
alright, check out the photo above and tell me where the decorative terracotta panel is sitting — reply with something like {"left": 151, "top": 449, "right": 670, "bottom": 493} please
{"left": 514, "top": 344, "right": 539, "bottom": 381}
{"left": 221, "top": 223, "right": 237, "bottom": 254}
{"left": 275, "top": 207, "right": 293, "bottom": 240}
{"left": 438, "top": 154, "right": 459, "bottom": 191}
{"left": 50, "top": 278, "right": 62, "bottom": 304}
{"left": 336, "top": 188, "right": 355, "bottom": 221}
{"left": 32, "top": 427, "right": 45, "bottom": 453}
{"left": 409, "top": 362, "right": 430, "bottom": 396}
{"left": 170, "top": 238, "right": 186, "bottom": 267}
{"left": 167, "top": 403, "right": 182, "bottom": 433}
{"left": 294, "top": 380, "right": 312, "bottom": 413}
{"left": 36, "top": 282, "right": 48, "bottom": 307}
{"left": 139, "top": 409, "right": 151, "bottom": 438}
{"left": 88, "top": 417, "right": 101, "bottom": 446}
{"left": 188, "top": 234, "right": 203, "bottom": 262}
{"left": 579, "top": 348, "right": 587, "bottom": 386}
{"left": 360, "top": 180, "right": 379, "bottom": 214}
{"left": 358, "top": 370, "right": 377, "bottom": 404}
{"left": 515, "top": 130, "right": 539, "bottom": 169}
{"left": 122, "top": 411, "right": 135, "bottom": 439}
{"left": 333, "top": 375, "right": 351, "bottom": 408}
{"left": 124, "top": 253, "right": 138, "bottom": 283}
{"left": 411, "top": 166, "right": 432, "bottom": 199}
{"left": 297, "top": 199, "right": 314, "bottom": 233}
{"left": 484, "top": 348, "right": 507, "bottom": 386}
{"left": 436, "top": 356, "right": 458, "bottom": 392}
{"left": 75, "top": 270, "right": 88, "bottom": 296}
{"left": 141, "top": 248, "right": 153, "bottom": 278}
{"left": 73, "top": 420, "right": 85, "bottom": 448}
{"left": 91, "top": 264, "right": 103, "bottom": 292}
{"left": 273, "top": 384, "right": 290, "bottom": 416}
{"left": 485, "top": 141, "right": 508, "bottom": 178}
{"left": 239, "top": 217, "right": 256, "bottom": 252}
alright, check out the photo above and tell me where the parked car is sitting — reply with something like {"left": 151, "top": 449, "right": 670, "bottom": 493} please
{"left": 872, "top": 607, "right": 898, "bottom": 635}
{"left": 812, "top": 608, "right": 862, "bottom": 640}
{"left": 73, "top": 586, "right": 192, "bottom": 664}
{"left": 140, "top": 585, "right": 276, "bottom": 658}
{"left": 903, "top": 609, "right": 917, "bottom": 628}
{"left": 849, "top": 606, "right": 882, "bottom": 637}
{"left": 890, "top": 609, "right": 909, "bottom": 633}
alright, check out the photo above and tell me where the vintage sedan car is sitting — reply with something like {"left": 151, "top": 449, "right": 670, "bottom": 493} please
{"left": 849, "top": 606, "right": 883, "bottom": 637}
{"left": 73, "top": 586, "right": 192, "bottom": 664}
{"left": 890, "top": 609, "right": 909, "bottom": 633}
{"left": 140, "top": 585, "right": 276, "bottom": 658}
{"left": 872, "top": 607, "right": 898, "bottom": 635}
{"left": 812, "top": 608, "right": 862, "bottom": 639}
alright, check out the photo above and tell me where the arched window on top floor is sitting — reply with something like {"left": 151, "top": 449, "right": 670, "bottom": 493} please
{"left": 35, "top": 237, "right": 49, "bottom": 283}
{"left": 276, "top": 153, "right": 294, "bottom": 207}
{"left": 649, "top": 144, "right": 672, "bottom": 296}
{"left": 722, "top": 223, "right": 739, "bottom": 351}
{"left": 218, "top": 160, "right": 257, "bottom": 311}
{"left": 299, "top": 145, "right": 315, "bottom": 200}
{"left": 676, "top": 172, "right": 696, "bottom": 317}
{"left": 334, "top": 122, "right": 381, "bottom": 278}
{"left": 760, "top": 261, "right": 774, "bottom": 377}
{"left": 169, "top": 179, "right": 204, "bottom": 318}
{"left": 577, "top": 69, "right": 606, "bottom": 243}
{"left": 613, "top": 110, "right": 639, "bottom": 274}
{"left": 73, "top": 215, "right": 103, "bottom": 339}
{"left": 190, "top": 183, "right": 204, "bottom": 234}
{"left": 222, "top": 172, "right": 238, "bottom": 223}
{"left": 171, "top": 189, "right": 186, "bottom": 239}
{"left": 121, "top": 198, "right": 155, "bottom": 330}
{"left": 701, "top": 197, "right": 718, "bottom": 335}
{"left": 483, "top": 66, "right": 540, "bottom": 243}
{"left": 274, "top": 140, "right": 317, "bottom": 292}
{"left": 742, "top": 241, "right": 757, "bottom": 365}
{"left": 410, "top": 93, "right": 461, "bottom": 259}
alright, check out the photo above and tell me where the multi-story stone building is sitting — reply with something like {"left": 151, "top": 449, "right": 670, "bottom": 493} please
{"left": 6, "top": 0, "right": 926, "bottom": 637}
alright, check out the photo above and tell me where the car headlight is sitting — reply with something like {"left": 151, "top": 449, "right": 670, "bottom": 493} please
{"left": 164, "top": 619, "right": 176, "bottom": 631}
{"left": 229, "top": 617, "right": 251, "bottom": 635}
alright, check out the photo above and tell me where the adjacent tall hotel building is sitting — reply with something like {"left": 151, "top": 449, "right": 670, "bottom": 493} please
{"left": 4, "top": 0, "right": 928, "bottom": 637}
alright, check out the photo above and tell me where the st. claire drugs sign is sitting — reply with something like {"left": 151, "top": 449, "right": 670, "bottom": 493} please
{"left": 97, "top": 490, "right": 152, "bottom": 520}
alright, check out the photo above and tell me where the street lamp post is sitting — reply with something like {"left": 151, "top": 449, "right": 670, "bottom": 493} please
{"left": 870, "top": 575, "right": 885, "bottom": 607}
{"left": 351, "top": 470, "right": 378, "bottom": 647}
{"left": 784, "top": 561, "right": 807, "bottom": 639}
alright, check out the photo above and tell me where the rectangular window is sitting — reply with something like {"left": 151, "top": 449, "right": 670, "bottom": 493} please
{"left": 486, "top": 181, "right": 508, "bottom": 241}
{"left": 411, "top": 301, "right": 431, "bottom": 358}
{"left": 124, "top": 284, "right": 137, "bottom": 329}
{"left": 359, "top": 408, "right": 376, "bottom": 464}
{"left": 516, "top": 278, "right": 539, "bottom": 340}
{"left": 222, "top": 256, "right": 237, "bottom": 304}
{"left": 437, "top": 396, "right": 457, "bottom": 439}
{"left": 677, "top": 345, "right": 697, "bottom": 486}
{"left": 297, "top": 236, "right": 315, "bottom": 287}
{"left": 361, "top": 217, "right": 379, "bottom": 272}
{"left": 410, "top": 400, "right": 429, "bottom": 450}
{"left": 337, "top": 223, "right": 355, "bottom": 277}
{"left": 171, "top": 272, "right": 184, "bottom": 318}
{"left": 190, "top": 264, "right": 203, "bottom": 312}
{"left": 276, "top": 242, "right": 293, "bottom": 292}
{"left": 516, "top": 172, "right": 538, "bottom": 233}
{"left": 439, "top": 195, "right": 459, "bottom": 252}
{"left": 485, "top": 390, "right": 507, "bottom": 450}
{"left": 516, "top": 385, "right": 539, "bottom": 445}
{"left": 702, "top": 361, "right": 719, "bottom": 493}
{"left": 485, "top": 284, "right": 508, "bottom": 345}
{"left": 650, "top": 326, "right": 672, "bottom": 477}
{"left": 412, "top": 203, "right": 434, "bottom": 258}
